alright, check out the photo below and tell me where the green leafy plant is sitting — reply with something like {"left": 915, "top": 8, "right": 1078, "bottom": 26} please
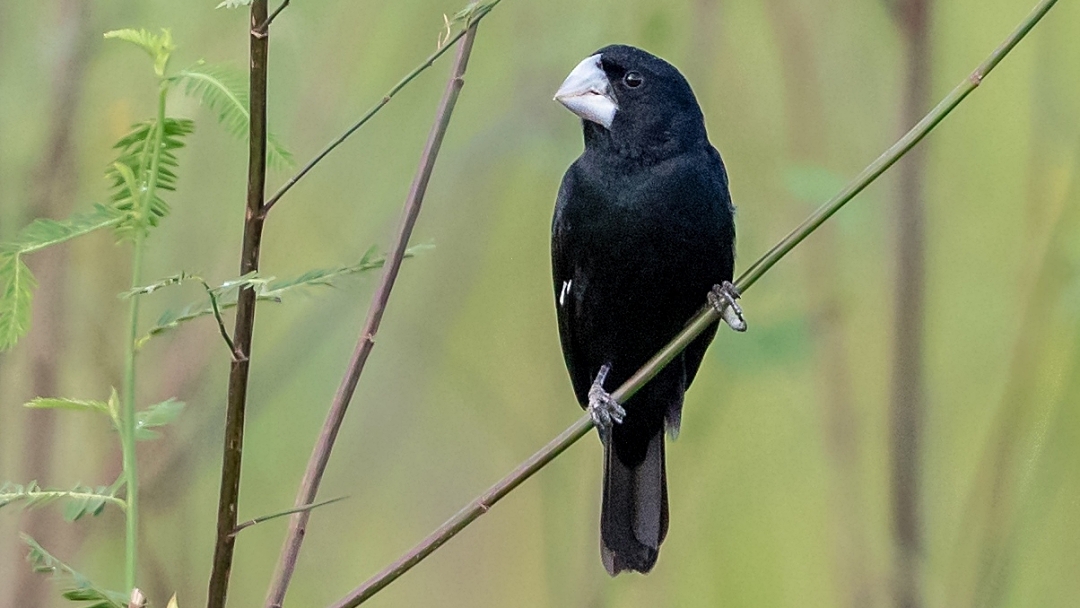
{"left": 1, "top": 20, "right": 427, "bottom": 605}
{"left": 1, "top": 482, "right": 126, "bottom": 522}
{"left": 24, "top": 535, "right": 128, "bottom": 608}
{"left": 0, "top": 28, "right": 295, "bottom": 352}
{"left": 1, "top": 26, "right": 256, "bottom": 602}
{"left": 132, "top": 244, "right": 430, "bottom": 347}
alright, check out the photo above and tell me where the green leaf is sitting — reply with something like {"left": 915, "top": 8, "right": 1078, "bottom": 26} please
{"left": 135, "top": 399, "right": 185, "bottom": 440}
{"left": 120, "top": 272, "right": 204, "bottom": 298}
{"left": 216, "top": 0, "right": 254, "bottom": 7}
{"left": 60, "top": 485, "right": 113, "bottom": 522}
{"left": 212, "top": 271, "right": 269, "bottom": 294}
{"left": 451, "top": 0, "right": 499, "bottom": 26}
{"left": 137, "top": 245, "right": 432, "bottom": 345}
{"left": 1, "top": 482, "right": 126, "bottom": 518}
{"left": 23, "top": 535, "right": 127, "bottom": 607}
{"left": 173, "top": 64, "right": 294, "bottom": 168}
{"left": 25, "top": 397, "right": 110, "bottom": 416}
{"left": 106, "top": 388, "right": 120, "bottom": 428}
{"left": 107, "top": 118, "right": 195, "bottom": 239}
{"left": 0, "top": 204, "right": 125, "bottom": 350}
{"left": 2, "top": 204, "right": 124, "bottom": 256}
{"left": 262, "top": 244, "right": 433, "bottom": 296}
{"left": 0, "top": 254, "right": 35, "bottom": 351}
{"left": 104, "top": 28, "right": 174, "bottom": 77}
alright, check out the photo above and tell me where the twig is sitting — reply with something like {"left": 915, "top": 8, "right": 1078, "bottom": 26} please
{"left": 201, "top": 282, "right": 239, "bottom": 358}
{"left": 259, "top": 0, "right": 503, "bottom": 216}
{"left": 232, "top": 496, "right": 348, "bottom": 536}
{"left": 206, "top": 2, "right": 270, "bottom": 608}
{"left": 255, "top": 0, "right": 289, "bottom": 34}
{"left": 325, "top": 1, "right": 1060, "bottom": 604}
{"left": 262, "top": 23, "right": 481, "bottom": 608}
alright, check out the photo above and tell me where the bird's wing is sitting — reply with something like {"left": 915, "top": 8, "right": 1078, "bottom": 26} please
{"left": 680, "top": 145, "right": 733, "bottom": 387}
{"left": 552, "top": 175, "right": 593, "bottom": 407}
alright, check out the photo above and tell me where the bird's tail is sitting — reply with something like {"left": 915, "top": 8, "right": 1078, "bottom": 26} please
{"left": 600, "top": 430, "right": 668, "bottom": 575}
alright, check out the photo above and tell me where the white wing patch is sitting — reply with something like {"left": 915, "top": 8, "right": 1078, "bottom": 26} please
{"left": 559, "top": 279, "right": 573, "bottom": 307}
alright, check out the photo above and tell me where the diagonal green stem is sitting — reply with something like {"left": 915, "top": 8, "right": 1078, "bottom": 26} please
{"left": 324, "top": 0, "right": 1060, "bottom": 604}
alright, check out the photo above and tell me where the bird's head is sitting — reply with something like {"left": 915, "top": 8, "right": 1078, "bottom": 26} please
{"left": 554, "top": 45, "right": 706, "bottom": 160}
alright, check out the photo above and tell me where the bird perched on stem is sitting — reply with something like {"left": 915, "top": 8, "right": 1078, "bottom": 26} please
{"left": 551, "top": 44, "right": 744, "bottom": 575}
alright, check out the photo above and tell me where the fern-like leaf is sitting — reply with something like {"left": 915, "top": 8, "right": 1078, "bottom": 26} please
{"left": 0, "top": 204, "right": 125, "bottom": 351}
{"left": 104, "top": 28, "right": 174, "bottom": 77}
{"left": 0, "top": 254, "right": 35, "bottom": 351}
{"left": 173, "top": 64, "right": 294, "bottom": 169}
{"left": 106, "top": 118, "right": 194, "bottom": 239}
{"left": 23, "top": 535, "right": 127, "bottom": 607}
{"left": 1, "top": 482, "right": 126, "bottom": 519}
{"left": 25, "top": 397, "right": 110, "bottom": 416}
{"left": 121, "top": 272, "right": 204, "bottom": 298}
{"left": 135, "top": 399, "right": 186, "bottom": 441}
{"left": 137, "top": 245, "right": 430, "bottom": 344}
{"left": 217, "top": 0, "right": 254, "bottom": 7}
{"left": 136, "top": 293, "right": 278, "bottom": 349}
{"left": 3, "top": 204, "right": 124, "bottom": 256}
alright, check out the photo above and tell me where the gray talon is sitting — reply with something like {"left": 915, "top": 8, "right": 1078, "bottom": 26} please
{"left": 709, "top": 281, "right": 747, "bottom": 332}
{"left": 588, "top": 364, "right": 624, "bottom": 437}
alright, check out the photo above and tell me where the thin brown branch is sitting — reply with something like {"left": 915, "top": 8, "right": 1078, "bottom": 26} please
{"left": 206, "top": 2, "right": 270, "bottom": 607}
{"left": 325, "top": 2, "right": 1060, "bottom": 603}
{"left": 262, "top": 23, "right": 481, "bottom": 608}
{"left": 201, "top": 282, "right": 239, "bottom": 358}
{"left": 255, "top": 0, "right": 289, "bottom": 35}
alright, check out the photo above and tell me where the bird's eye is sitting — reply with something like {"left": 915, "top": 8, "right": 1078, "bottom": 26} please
{"left": 623, "top": 72, "right": 643, "bottom": 88}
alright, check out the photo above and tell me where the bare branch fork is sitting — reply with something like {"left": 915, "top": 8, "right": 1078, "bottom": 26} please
{"left": 256, "top": 0, "right": 290, "bottom": 34}
{"left": 324, "top": 1, "right": 1059, "bottom": 605}
{"left": 260, "top": 0, "right": 503, "bottom": 216}
{"left": 206, "top": 2, "right": 270, "bottom": 607}
{"left": 262, "top": 22, "right": 483, "bottom": 608}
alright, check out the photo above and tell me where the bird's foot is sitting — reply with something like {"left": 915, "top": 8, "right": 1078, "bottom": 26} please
{"left": 588, "top": 364, "right": 625, "bottom": 439}
{"left": 708, "top": 281, "right": 747, "bottom": 332}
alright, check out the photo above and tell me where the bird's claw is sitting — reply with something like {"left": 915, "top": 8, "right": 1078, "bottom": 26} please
{"left": 709, "top": 281, "right": 747, "bottom": 332}
{"left": 588, "top": 364, "right": 625, "bottom": 439}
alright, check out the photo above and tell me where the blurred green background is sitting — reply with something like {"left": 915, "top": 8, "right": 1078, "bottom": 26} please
{"left": 2, "top": 0, "right": 1079, "bottom": 606}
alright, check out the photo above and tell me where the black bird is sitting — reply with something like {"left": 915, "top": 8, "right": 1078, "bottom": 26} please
{"left": 551, "top": 45, "right": 743, "bottom": 575}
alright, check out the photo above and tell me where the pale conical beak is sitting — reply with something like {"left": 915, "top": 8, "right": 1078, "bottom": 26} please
{"left": 554, "top": 54, "right": 617, "bottom": 129}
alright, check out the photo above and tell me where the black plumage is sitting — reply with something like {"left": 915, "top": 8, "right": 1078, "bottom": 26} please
{"left": 551, "top": 45, "right": 736, "bottom": 575}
